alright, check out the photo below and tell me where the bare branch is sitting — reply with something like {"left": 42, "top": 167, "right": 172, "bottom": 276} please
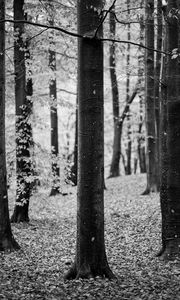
{"left": 0, "top": 19, "right": 169, "bottom": 56}
{"left": 94, "top": 0, "right": 117, "bottom": 37}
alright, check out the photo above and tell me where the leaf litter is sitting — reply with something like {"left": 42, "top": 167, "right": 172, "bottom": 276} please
{"left": 1, "top": 174, "right": 180, "bottom": 299}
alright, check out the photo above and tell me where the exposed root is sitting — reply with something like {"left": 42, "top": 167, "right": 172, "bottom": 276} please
{"left": 64, "top": 262, "right": 116, "bottom": 280}
{"left": 156, "top": 246, "right": 166, "bottom": 257}
{"left": 64, "top": 264, "right": 77, "bottom": 280}
{"left": 158, "top": 239, "right": 180, "bottom": 261}
{"left": 103, "top": 265, "right": 116, "bottom": 280}
{"left": 49, "top": 188, "right": 61, "bottom": 197}
{"left": 11, "top": 212, "right": 29, "bottom": 223}
{"left": 0, "top": 236, "right": 20, "bottom": 252}
{"left": 49, "top": 188, "right": 68, "bottom": 197}
{"left": 141, "top": 188, "right": 150, "bottom": 195}
{"left": 107, "top": 174, "right": 120, "bottom": 179}
{"left": 142, "top": 184, "right": 159, "bottom": 195}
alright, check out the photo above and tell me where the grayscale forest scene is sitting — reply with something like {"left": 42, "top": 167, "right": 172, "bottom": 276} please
{"left": 1, "top": 0, "right": 180, "bottom": 299}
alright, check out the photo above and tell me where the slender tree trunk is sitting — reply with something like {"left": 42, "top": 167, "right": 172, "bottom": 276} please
{"left": 137, "top": 12, "right": 146, "bottom": 174}
{"left": 70, "top": 101, "right": 78, "bottom": 185}
{"left": 109, "top": 3, "right": 121, "bottom": 178}
{"left": 143, "top": 0, "right": 158, "bottom": 194}
{"left": 47, "top": 0, "right": 60, "bottom": 196}
{"left": 0, "top": 0, "right": 20, "bottom": 250}
{"left": 11, "top": 0, "right": 32, "bottom": 223}
{"left": 65, "top": 0, "right": 114, "bottom": 280}
{"left": 49, "top": 31, "right": 60, "bottom": 196}
{"left": 125, "top": 0, "right": 131, "bottom": 175}
{"left": 154, "top": 0, "right": 163, "bottom": 192}
{"left": 159, "top": 0, "right": 180, "bottom": 260}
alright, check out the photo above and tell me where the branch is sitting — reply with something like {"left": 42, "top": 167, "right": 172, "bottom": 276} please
{"left": 0, "top": 19, "right": 83, "bottom": 38}
{"left": 94, "top": 0, "right": 117, "bottom": 37}
{"left": 0, "top": 19, "right": 169, "bottom": 56}
{"left": 119, "top": 87, "right": 137, "bottom": 124}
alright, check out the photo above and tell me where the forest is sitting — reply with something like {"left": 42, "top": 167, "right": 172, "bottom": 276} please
{"left": 1, "top": 0, "right": 180, "bottom": 299}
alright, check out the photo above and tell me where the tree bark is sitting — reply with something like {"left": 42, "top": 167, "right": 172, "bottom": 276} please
{"left": 0, "top": 0, "right": 20, "bottom": 250}
{"left": 48, "top": 1, "right": 60, "bottom": 196}
{"left": 125, "top": 0, "right": 132, "bottom": 175}
{"left": 11, "top": 0, "right": 32, "bottom": 223}
{"left": 70, "top": 101, "right": 78, "bottom": 186}
{"left": 154, "top": 0, "right": 163, "bottom": 192}
{"left": 137, "top": 12, "right": 146, "bottom": 174}
{"left": 65, "top": 0, "right": 114, "bottom": 280}
{"left": 159, "top": 0, "right": 180, "bottom": 260}
{"left": 109, "top": 3, "right": 121, "bottom": 178}
{"left": 143, "top": 0, "right": 158, "bottom": 194}
{"left": 49, "top": 32, "right": 60, "bottom": 196}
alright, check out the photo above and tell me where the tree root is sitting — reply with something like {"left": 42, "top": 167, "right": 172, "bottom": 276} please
{"left": 157, "top": 239, "right": 180, "bottom": 261}
{"left": 0, "top": 236, "right": 20, "bottom": 252}
{"left": 49, "top": 188, "right": 68, "bottom": 197}
{"left": 11, "top": 212, "right": 29, "bottom": 223}
{"left": 64, "top": 262, "right": 116, "bottom": 281}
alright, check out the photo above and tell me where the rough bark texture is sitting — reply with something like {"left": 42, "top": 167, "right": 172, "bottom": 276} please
{"left": 0, "top": 0, "right": 20, "bottom": 250}
{"left": 159, "top": 0, "right": 180, "bottom": 260}
{"left": 109, "top": 4, "right": 121, "bottom": 178}
{"left": 143, "top": 0, "right": 158, "bottom": 194}
{"left": 65, "top": 0, "right": 114, "bottom": 280}
{"left": 11, "top": 0, "right": 32, "bottom": 223}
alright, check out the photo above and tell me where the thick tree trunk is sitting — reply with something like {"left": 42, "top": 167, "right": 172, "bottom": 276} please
{"left": 143, "top": 0, "right": 158, "bottom": 194}
{"left": 159, "top": 0, "right": 180, "bottom": 260}
{"left": 11, "top": 0, "right": 32, "bottom": 223}
{"left": 109, "top": 3, "right": 121, "bottom": 178}
{"left": 0, "top": 0, "right": 20, "bottom": 250}
{"left": 65, "top": 0, "right": 114, "bottom": 280}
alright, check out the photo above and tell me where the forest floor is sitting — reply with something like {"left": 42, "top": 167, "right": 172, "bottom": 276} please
{"left": 1, "top": 174, "right": 180, "bottom": 300}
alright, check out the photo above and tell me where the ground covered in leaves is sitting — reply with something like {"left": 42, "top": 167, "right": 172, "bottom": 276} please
{"left": 1, "top": 174, "right": 180, "bottom": 299}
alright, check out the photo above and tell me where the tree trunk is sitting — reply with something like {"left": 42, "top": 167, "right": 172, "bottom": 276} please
{"left": 47, "top": 1, "right": 60, "bottom": 196}
{"left": 137, "top": 12, "right": 146, "bottom": 174}
{"left": 49, "top": 30, "right": 60, "bottom": 196}
{"left": 143, "top": 0, "right": 158, "bottom": 194}
{"left": 0, "top": 0, "right": 20, "bottom": 250}
{"left": 11, "top": 0, "right": 32, "bottom": 223}
{"left": 65, "top": 0, "right": 114, "bottom": 280}
{"left": 154, "top": 0, "right": 163, "bottom": 192}
{"left": 159, "top": 0, "right": 180, "bottom": 260}
{"left": 109, "top": 3, "right": 121, "bottom": 178}
{"left": 70, "top": 101, "right": 78, "bottom": 186}
{"left": 125, "top": 0, "right": 131, "bottom": 175}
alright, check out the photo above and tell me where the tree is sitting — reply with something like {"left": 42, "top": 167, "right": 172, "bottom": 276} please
{"left": 69, "top": 99, "right": 78, "bottom": 186}
{"left": 154, "top": 0, "right": 163, "bottom": 191}
{"left": 143, "top": 0, "right": 158, "bottom": 194}
{"left": 0, "top": 0, "right": 20, "bottom": 251}
{"left": 109, "top": 3, "right": 121, "bottom": 178}
{"left": 65, "top": 0, "right": 114, "bottom": 279}
{"left": 124, "top": 0, "right": 132, "bottom": 175}
{"left": 48, "top": 2, "right": 60, "bottom": 196}
{"left": 159, "top": 0, "right": 180, "bottom": 259}
{"left": 137, "top": 9, "right": 146, "bottom": 174}
{"left": 11, "top": 0, "right": 33, "bottom": 222}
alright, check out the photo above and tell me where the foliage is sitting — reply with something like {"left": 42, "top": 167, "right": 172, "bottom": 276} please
{"left": 1, "top": 175, "right": 180, "bottom": 299}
